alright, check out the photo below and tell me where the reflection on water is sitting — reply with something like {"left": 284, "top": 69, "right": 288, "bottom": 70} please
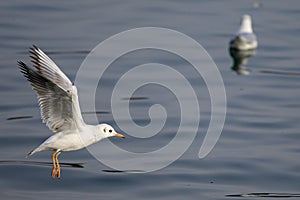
{"left": 0, "top": 160, "right": 84, "bottom": 168}
{"left": 229, "top": 48, "right": 256, "bottom": 75}
{"left": 227, "top": 193, "right": 300, "bottom": 198}
{"left": 81, "top": 111, "right": 110, "bottom": 115}
{"left": 6, "top": 116, "right": 33, "bottom": 121}
{"left": 260, "top": 70, "right": 300, "bottom": 76}
{"left": 122, "top": 96, "right": 149, "bottom": 101}
{"left": 102, "top": 169, "right": 145, "bottom": 173}
{"left": 228, "top": 46, "right": 300, "bottom": 76}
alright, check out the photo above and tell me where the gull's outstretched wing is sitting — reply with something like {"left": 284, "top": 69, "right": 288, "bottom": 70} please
{"left": 18, "top": 45, "right": 85, "bottom": 132}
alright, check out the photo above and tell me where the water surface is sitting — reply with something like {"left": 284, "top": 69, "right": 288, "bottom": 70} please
{"left": 1, "top": 1, "right": 300, "bottom": 199}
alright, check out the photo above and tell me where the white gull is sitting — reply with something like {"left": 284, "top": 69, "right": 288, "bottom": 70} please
{"left": 18, "top": 45, "right": 125, "bottom": 179}
{"left": 230, "top": 14, "right": 258, "bottom": 50}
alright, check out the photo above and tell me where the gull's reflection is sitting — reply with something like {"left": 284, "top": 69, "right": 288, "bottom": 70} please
{"left": 229, "top": 48, "right": 256, "bottom": 75}
{"left": 0, "top": 160, "right": 84, "bottom": 168}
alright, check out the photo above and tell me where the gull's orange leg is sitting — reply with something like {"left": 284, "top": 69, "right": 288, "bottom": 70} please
{"left": 51, "top": 152, "right": 58, "bottom": 179}
{"left": 55, "top": 152, "right": 61, "bottom": 178}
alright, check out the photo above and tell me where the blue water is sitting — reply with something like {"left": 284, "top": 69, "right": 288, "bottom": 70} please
{"left": 1, "top": 1, "right": 300, "bottom": 199}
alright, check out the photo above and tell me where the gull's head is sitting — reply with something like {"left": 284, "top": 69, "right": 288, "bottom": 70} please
{"left": 242, "top": 14, "right": 251, "bottom": 22}
{"left": 238, "top": 14, "right": 253, "bottom": 34}
{"left": 98, "top": 124, "right": 125, "bottom": 139}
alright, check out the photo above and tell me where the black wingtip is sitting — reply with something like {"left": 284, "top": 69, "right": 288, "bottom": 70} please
{"left": 17, "top": 60, "right": 26, "bottom": 68}
{"left": 29, "top": 45, "right": 39, "bottom": 55}
{"left": 29, "top": 47, "right": 36, "bottom": 54}
{"left": 17, "top": 61, "right": 28, "bottom": 75}
{"left": 32, "top": 44, "right": 38, "bottom": 50}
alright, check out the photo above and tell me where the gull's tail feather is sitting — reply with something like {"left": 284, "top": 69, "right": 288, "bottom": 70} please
{"left": 26, "top": 147, "right": 42, "bottom": 158}
{"left": 26, "top": 149, "right": 35, "bottom": 158}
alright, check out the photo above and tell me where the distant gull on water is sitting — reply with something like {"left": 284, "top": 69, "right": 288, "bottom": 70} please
{"left": 229, "top": 14, "right": 258, "bottom": 50}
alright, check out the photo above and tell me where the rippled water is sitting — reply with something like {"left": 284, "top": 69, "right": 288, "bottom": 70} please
{"left": 1, "top": 1, "right": 300, "bottom": 199}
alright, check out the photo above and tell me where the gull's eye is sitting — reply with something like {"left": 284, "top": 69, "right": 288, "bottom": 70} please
{"left": 109, "top": 129, "right": 112, "bottom": 133}
{"left": 103, "top": 128, "right": 106, "bottom": 133}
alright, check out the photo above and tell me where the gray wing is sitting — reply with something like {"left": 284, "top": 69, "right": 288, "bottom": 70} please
{"left": 18, "top": 45, "right": 85, "bottom": 132}
{"left": 237, "top": 32, "right": 257, "bottom": 44}
{"left": 29, "top": 45, "right": 72, "bottom": 90}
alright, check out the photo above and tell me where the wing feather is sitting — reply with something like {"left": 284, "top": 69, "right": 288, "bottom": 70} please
{"left": 29, "top": 45, "right": 72, "bottom": 91}
{"left": 18, "top": 46, "right": 85, "bottom": 132}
